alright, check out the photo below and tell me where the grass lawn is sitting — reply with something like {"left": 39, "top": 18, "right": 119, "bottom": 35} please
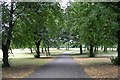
{"left": 1, "top": 48, "right": 56, "bottom": 78}
{"left": 2, "top": 58, "right": 52, "bottom": 78}
{"left": 74, "top": 57, "right": 119, "bottom": 78}
{"left": 2, "top": 48, "right": 64, "bottom": 78}
{"left": 73, "top": 50, "right": 118, "bottom": 78}
{"left": 49, "top": 48, "right": 64, "bottom": 56}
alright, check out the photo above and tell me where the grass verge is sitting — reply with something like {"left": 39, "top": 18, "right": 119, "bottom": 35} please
{"left": 2, "top": 58, "right": 52, "bottom": 78}
{"left": 74, "top": 57, "right": 119, "bottom": 78}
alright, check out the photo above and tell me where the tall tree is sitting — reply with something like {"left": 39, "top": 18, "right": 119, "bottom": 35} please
{"left": 2, "top": 2, "right": 17, "bottom": 67}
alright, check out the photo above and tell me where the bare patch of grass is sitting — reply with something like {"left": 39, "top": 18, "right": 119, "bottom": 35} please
{"left": 74, "top": 57, "right": 118, "bottom": 78}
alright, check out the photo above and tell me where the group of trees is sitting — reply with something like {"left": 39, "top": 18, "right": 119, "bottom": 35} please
{"left": 2, "top": 2, "right": 63, "bottom": 67}
{"left": 1, "top": 1, "right": 120, "bottom": 67}
{"left": 65, "top": 2, "right": 120, "bottom": 56}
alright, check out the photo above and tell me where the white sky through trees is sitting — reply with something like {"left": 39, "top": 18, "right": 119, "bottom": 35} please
{"left": 60, "top": 0, "right": 70, "bottom": 9}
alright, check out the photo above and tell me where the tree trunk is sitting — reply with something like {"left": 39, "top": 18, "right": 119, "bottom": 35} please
{"left": 96, "top": 47, "right": 99, "bottom": 51}
{"left": 94, "top": 47, "right": 97, "bottom": 52}
{"left": 45, "top": 47, "right": 48, "bottom": 56}
{"left": 66, "top": 43, "right": 69, "bottom": 50}
{"left": 68, "top": 43, "right": 69, "bottom": 50}
{"left": 84, "top": 47, "right": 87, "bottom": 51}
{"left": 57, "top": 47, "right": 60, "bottom": 50}
{"left": 47, "top": 45, "right": 50, "bottom": 55}
{"left": 101, "top": 46, "right": 103, "bottom": 50}
{"left": 2, "top": 44, "right": 10, "bottom": 67}
{"left": 89, "top": 44, "right": 94, "bottom": 57}
{"left": 2, "top": 2, "right": 14, "bottom": 67}
{"left": 104, "top": 46, "right": 107, "bottom": 53}
{"left": 87, "top": 46, "right": 89, "bottom": 51}
{"left": 80, "top": 45, "right": 83, "bottom": 54}
{"left": 90, "top": 44, "right": 93, "bottom": 54}
{"left": 117, "top": 30, "right": 120, "bottom": 65}
{"left": 94, "top": 46, "right": 99, "bottom": 53}
{"left": 45, "top": 48, "right": 47, "bottom": 52}
{"left": 66, "top": 46, "right": 68, "bottom": 50}
{"left": 30, "top": 47, "right": 33, "bottom": 53}
{"left": 35, "top": 41, "right": 40, "bottom": 58}
{"left": 112, "top": 48, "right": 114, "bottom": 51}
{"left": 41, "top": 47, "right": 44, "bottom": 53}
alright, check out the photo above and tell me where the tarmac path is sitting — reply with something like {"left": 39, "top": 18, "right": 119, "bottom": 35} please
{"left": 27, "top": 53, "right": 90, "bottom": 79}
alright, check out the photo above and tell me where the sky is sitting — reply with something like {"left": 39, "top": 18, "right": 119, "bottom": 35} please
{"left": 3, "top": 0, "right": 71, "bottom": 9}
{"left": 61, "top": 0, "right": 70, "bottom": 5}
{"left": 60, "top": 0, "right": 70, "bottom": 9}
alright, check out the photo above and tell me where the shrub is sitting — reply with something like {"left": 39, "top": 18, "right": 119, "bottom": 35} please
{"left": 34, "top": 54, "right": 40, "bottom": 58}
{"left": 89, "top": 53, "right": 96, "bottom": 57}
{"left": 110, "top": 56, "right": 120, "bottom": 65}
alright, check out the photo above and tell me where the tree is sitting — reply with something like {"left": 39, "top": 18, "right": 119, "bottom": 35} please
{"left": 10, "top": 2, "right": 63, "bottom": 58}
{"left": 65, "top": 2, "right": 119, "bottom": 57}
{"left": 2, "top": 2, "right": 17, "bottom": 67}
{"left": 103, "top": 2, "right": 120, "bottom": 64}
{"left": 2, "top": 2, "right": 39, "bottom": 66}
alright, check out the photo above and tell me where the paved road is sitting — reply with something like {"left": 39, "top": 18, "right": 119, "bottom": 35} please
{"left": 27, "top": 54, "right": 90, "bottom": 78}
